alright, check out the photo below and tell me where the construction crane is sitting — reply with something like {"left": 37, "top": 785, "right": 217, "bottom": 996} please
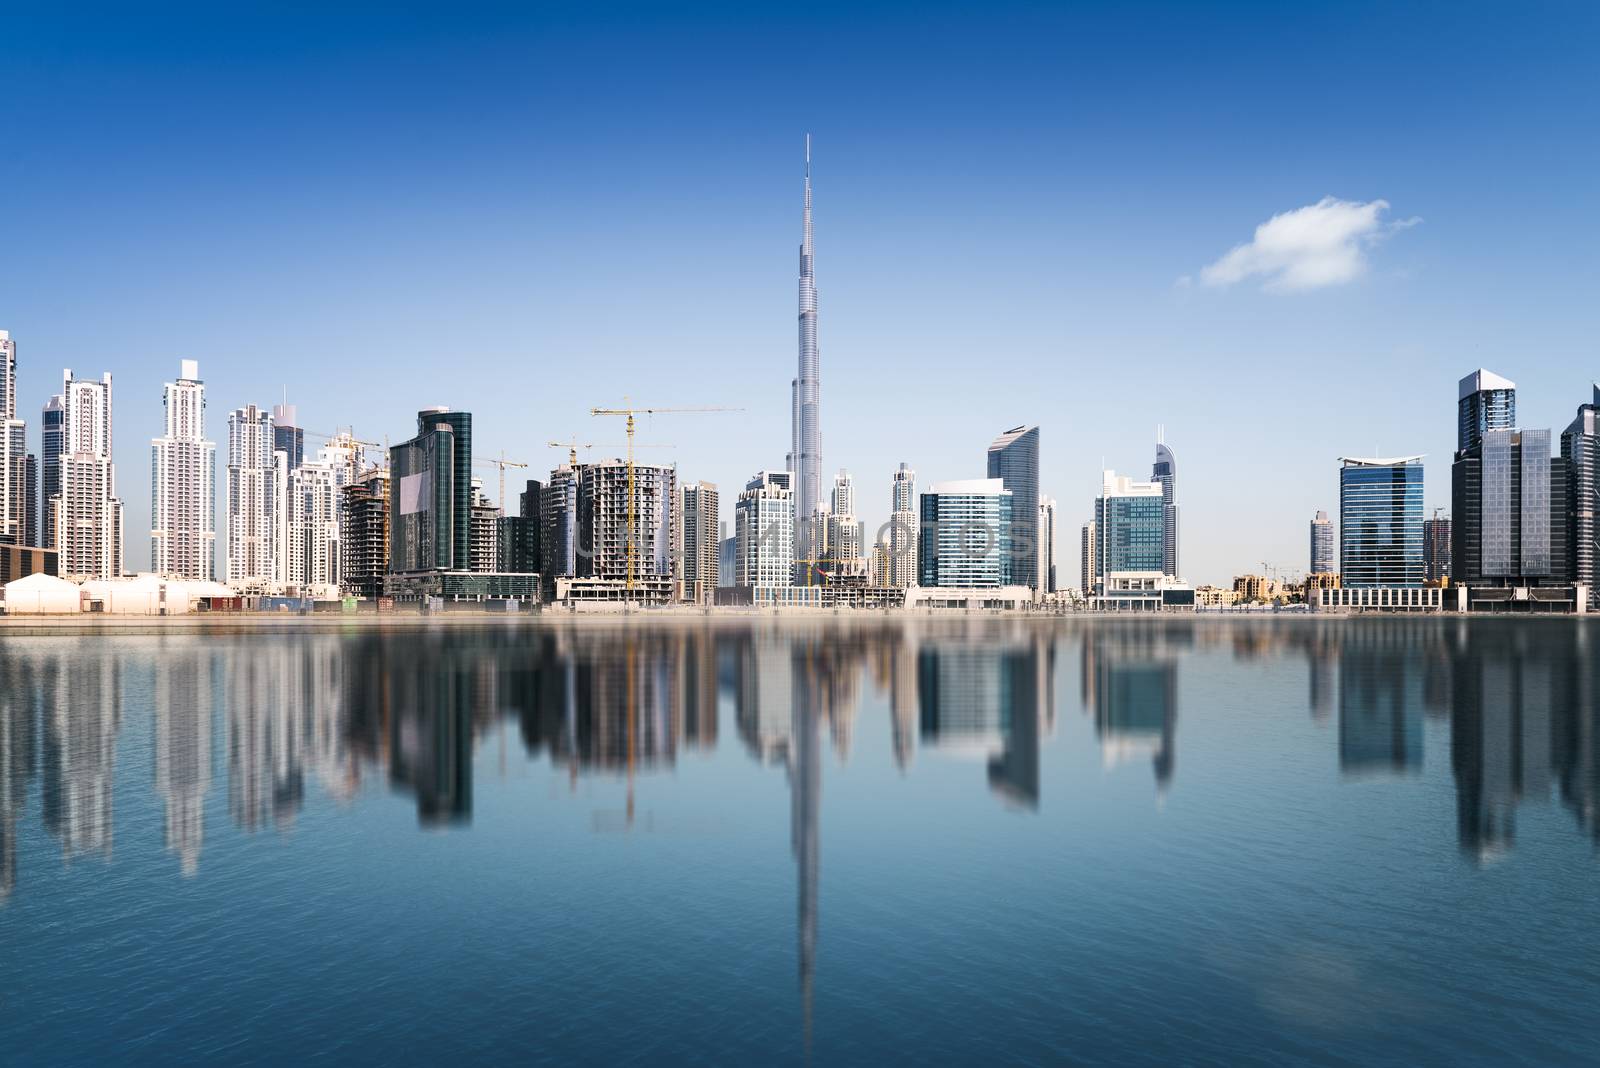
{"left": 589, "top": 401, "right": 741, "bottom": 591}
{"left": 303, "top": 428, "right": 387, "bottom": 474}
{"left": 474, "top": 450, "right": 528, "bottom": 516}
{"left": 546, "top": 438, "right": 676, "bottom": 467}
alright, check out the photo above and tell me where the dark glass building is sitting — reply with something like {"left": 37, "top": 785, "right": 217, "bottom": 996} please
{"left": 1339, "top": 457, "right": 1424, "bottom": 588}
{"left": 1453, "top": 429, "right": 1568, "bottom": 589}
{"left": 1423, "top": 515, "right": 1452, "bottom": 583}
{"left": 271, "top": 403, "right": 305, "bottom": 469}
{"left": 1151, "top": 440, "right": 1178, "bottom": 578}
{"left": 40, "top": 395, "right": 63, "bottom": 550}
{"left": 1561, "top": 386, "right": 1598, "bottom": 608}
{"left": 389, "top": 408, "right": 470, "bottom": 573}
{"left": 1458, "top": 369, "right": 1517, "bottom": 454}
{"left": 986, "top": 425, "right": 1040, "bottom": 589}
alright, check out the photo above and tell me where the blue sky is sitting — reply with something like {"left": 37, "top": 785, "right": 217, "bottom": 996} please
{"left": 2, "top": 1, "right": 1596, "bottom": 584}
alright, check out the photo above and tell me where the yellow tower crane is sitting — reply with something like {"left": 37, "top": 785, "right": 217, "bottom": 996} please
{"left": 589, "top": 402, "right": 741, "bottom": 591}
{"left": 546, "top": 438, "right": 676, "bottom": 467}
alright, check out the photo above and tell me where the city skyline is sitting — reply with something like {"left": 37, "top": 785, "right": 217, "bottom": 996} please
{"left": 2, "top": 5, "right": 1598, "bottom": 585}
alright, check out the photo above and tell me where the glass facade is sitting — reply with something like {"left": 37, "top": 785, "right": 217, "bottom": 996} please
{"left": 1339, "top": 459, "right": 1424, "bottom": 588}
{"left": 1458, "top": 376, "right": 1516, "bottom": 454}
{"left": 1097, "top": 494, "right": 1165, "bottom": 575}
{"left": 919, "top": 483, "right": 1013, "bottom": 588}
{"left": 987, "top": 427, "right": 1039, "bottom": 588}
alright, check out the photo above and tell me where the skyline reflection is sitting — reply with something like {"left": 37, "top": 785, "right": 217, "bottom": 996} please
{"left": 0, "top": 619, "right": 1594, "bottom": 897}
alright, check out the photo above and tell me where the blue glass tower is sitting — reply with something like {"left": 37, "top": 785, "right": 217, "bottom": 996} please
{"left": 1339, "top": 457, "right": 1424, "bottom": 588}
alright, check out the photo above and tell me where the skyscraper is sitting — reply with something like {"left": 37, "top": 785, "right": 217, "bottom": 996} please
{"left": 788, "top": 136, "right": 823, "bottom": 551}
{"left": 679, "top": 481, "right": 720, "bottom": 605}
{"left": 40, "top": 395, "right": 64, "bottom": 551}
{"left": 1080, "top": 519, "right": 1097, "bottom": 596}
{"left": 272, "top": 402, "right": 304, "bottom": 470}
{"left": 578, "top": 459, "right": 676, "bottom": 588}
{"left": 390, "top": 408, "right": 469, "bottom": 574}
{"left": 824, "top": 469, "right": 863, "bottom": 568}
{"left": 889, "top": 462, "right": 917, "bottom": 588}
{"left": 1095, "top": 471, "right": 1164, "bottom": 582}
{"left": 225, "top": 405, "right": 278, "bottom": 588}
{"left": 54, "top": 370, "right": 124, "bottom": 580}
{"left": 1309, "top": 510, "right": 1336, "bottom": 574}
{"left": 150, "top": 360, "right": 216, "bottom": 580}
{"left": 1339, "top": 456, "right": 1424, "bottom": 588}
{"left": 736, "top": 470, "right": 795, "bottom": 587}
{"left": 919, "top": 479, "right": 1013, "bottom": 588}
{"left": 1561, "top": 385, "right": 1599, "bottom": 608}
{"left": 1452, "top": 428, "right": 1567, "bottom": 589}
{"left": 283, "top": 435, "right": 358, "bottom": 591}
{"left": 541, "top": 461, "right": 583, "bottom": 585}
{"left": 1038, "top": 496, "right": 1057, "bottom": 592}
{"left": 1458, "top": 369, "right": 1517, "bottom": 454}
{"left": 987, "top": 425, "right": 1040, "bottom": 591}
{"left": 1151, "top": 437, "right": 1178, "bottom": 579}
{"left": 0, "top": 330, "right": 28, "bottom": 548}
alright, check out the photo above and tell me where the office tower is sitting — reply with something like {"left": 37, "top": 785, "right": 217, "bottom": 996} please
{"left": 518, "top": 479, "right": 544, "bottom": 571}
{"left": 736, "top": 470, "right": 795, "bottom": 587}
{"left": 226, "top": 404, "right": 278, "bottom": 587}
{"left": 150, "top": 360, "right": 216, "bottom": 580}
{"left": 825, "top": 469, "right": 863, "bottom": 565}
{"left": 22, "top": 454, "right": 37, "bottom": 549}
{"left": 541, "top": 461, "right": 583, "bottom": 582}
{"left": 577, "top": 459, "right": 676, "bottom": 584}
{"left": 1080, "top": 519, "right": 1097, "bottom": 596}
{"left": 1038, "top": 496, "right": 1057, "bottom": 592}
{"left": 679, "top": 481, "right": 720, "bottom": 605}
{"left": 1309, "top": 510, "right": 1336, "bottom": 574}
{"left": 1452, "top": 428, "right": 1568, "bottom": 588}
{"left": 1152, "top": 436, "right": 1179, "bottom": 578}
{"left": 1339, "top": 456, "right": 1424, "bottom": 588}
{"left": 389, "top": 408, "right": 470, "bottom": 574}
{"left": 1562, "top": 385, "right": 1599, "bottom": 607}
{"left": 719, "top": 534, "right": 736, "bottom": 588}
{"left": 1094, "top": 471, "right": 1164, "bottom": 582}
{"left": 918, "top": 478, "right": 1013, "bottom": 588}
{"left": 340, "top": 468, "right": 389, "bottom": 598}
{"left": 40, "top": 395, "right": 64, "bottom": 551}
{"left": 1423, "top": 514, "right": 1453, "bottom": 583}
{"left": 788, "top": 136, "right": 823, "bottom": 547}
{"left": 889, "top": 462, "right": 917, "bottom": 587}
{"left": 272, "top": 402, "right": 304, "bottom": 469}
{"left": 987, "top": 425, "right": 1040, "bottom": 590}
{"left": 0, "top": 330, "right": 30, "bottom": 550}
{"left": 54, "top": 371, "right": 123, "bottom": 580}
{"left": 1458, "top": 368, "right": 1517, "bottom": 454}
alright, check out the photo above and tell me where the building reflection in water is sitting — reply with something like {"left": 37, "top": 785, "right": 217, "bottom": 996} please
{"left": 42, "top": 650, "right": 120, "bottom": 863}
{"left": 1082, "top": 624, "right": 1183, "bottom": 795}
{"left": 155, "top": 644, "right": 214, "bottom": 875}
{"left": 0, "top": 654, "right": 40, "bottom": 902}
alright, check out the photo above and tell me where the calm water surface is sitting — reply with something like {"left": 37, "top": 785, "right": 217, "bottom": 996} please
{"left": 2, "top": 617, "right": 1598, "bottom": 1065}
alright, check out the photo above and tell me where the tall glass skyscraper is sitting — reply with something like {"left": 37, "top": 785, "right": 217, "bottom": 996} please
{"left": 1095, "top": 471, "right": 1165, "bottom": 580}
{"left": 1151, "top": 438, "right": 1178, "bottom": 578}
{"left": 788, "top": 137, "right": 822, "bottom": 541}
{"left": 986, "top": 425, "right": 1039, "bottom": 590}
{"left": 1339, "top": 457, "right": 1424, "bottom": 588}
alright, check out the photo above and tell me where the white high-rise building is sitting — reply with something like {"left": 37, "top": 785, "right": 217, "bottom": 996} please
{"left": 226, "top": 405, "right": 278, "bottom": 588}
{"left": 150, "top": 360, "right": 216, "bottom": 580}
{"left": 889, "top": 462, "right": 917, "bottom": 588}
{"left": 54, "top": 371, "right": 123, "bottom": 580}
{"left": 1038, "top": 496, "right": 1057, "bottom": 593}
{"left": 825, "top": 469, "right": 864, "bottom": 567}
{"left": 736, "top": 470, "right": 795, "bottom": 587}
{"left": 0, "top": 330, "right": 30, "bottom": 547}
{"left": 281, "top": 433, "right": 359, "bottom": 594}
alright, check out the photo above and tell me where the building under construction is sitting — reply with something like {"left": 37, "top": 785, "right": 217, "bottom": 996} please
{"left": 576, "top": 459, "right": 676, "bottom": 603}
{"left": 340, "top": 467, "right": 389, "bottom": 598}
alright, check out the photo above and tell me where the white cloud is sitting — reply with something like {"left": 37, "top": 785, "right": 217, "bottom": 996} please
{"left": 1197, "top": 197, "right": 1418, "bottom": 292}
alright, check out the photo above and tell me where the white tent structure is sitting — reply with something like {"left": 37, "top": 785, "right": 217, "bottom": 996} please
{"left": 3, "top": 572, "right": 84, "bottom": 615}
{"left": 81, "top": 574, "right": 234, "bottom": 615}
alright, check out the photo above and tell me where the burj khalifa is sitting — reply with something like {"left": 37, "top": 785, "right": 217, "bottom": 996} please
{"left": 788, "top": 135, "right": 822, "bottom": 542}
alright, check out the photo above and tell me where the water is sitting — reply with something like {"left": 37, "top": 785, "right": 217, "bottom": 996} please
{"left": 2, "top": 617, "right": 1597, "bottom": 1065}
